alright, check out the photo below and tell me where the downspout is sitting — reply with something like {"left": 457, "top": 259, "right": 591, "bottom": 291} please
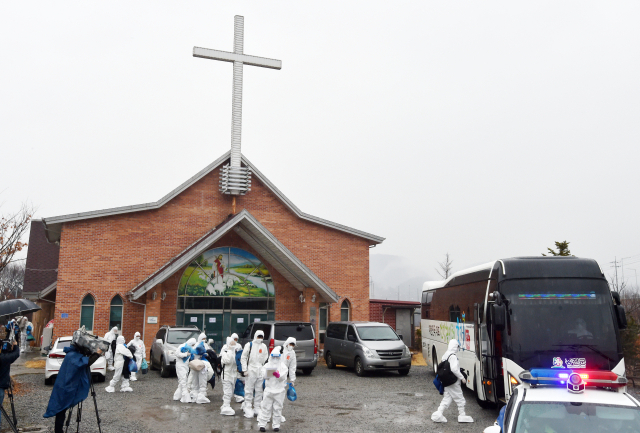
{"left": 128, "top": 298, "right": 146, "bottom": 343}
{"left": 382, "top": 307, "right": 389, "bottom": 324}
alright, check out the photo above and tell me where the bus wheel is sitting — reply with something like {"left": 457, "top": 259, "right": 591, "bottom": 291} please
{"left": 432, "top": 351, "right": 438, "bottom": 375}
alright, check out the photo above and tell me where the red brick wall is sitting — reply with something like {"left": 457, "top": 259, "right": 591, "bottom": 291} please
{"left": 369, "top": 303, "right": 397, "bottom": 329}
{"left": 53, "top": 160, "right": 372, "bottom": 347}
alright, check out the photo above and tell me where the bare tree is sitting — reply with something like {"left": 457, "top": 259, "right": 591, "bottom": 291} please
{"left": 0, "top": 263, "right": 25, "bottom": 300}
{"left": 436, "top": 253, "right": 453, "bottom": 279}
{"left": 0, "top": 204, "right": 33, "bottom": 274}
{"left": 610, "top": 276, "right": 640, "bottom": 321}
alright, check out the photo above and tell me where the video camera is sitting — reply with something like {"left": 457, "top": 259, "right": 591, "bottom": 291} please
{"left": 72, "top": 328, "right": 110, "bottom": 357}
{"left": 1, "top": 321, "right": 20, "bottom": 351}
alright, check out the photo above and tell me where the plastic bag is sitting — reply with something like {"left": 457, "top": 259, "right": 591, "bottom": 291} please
{"left": 433, "top": 375, "right": 444, "bottom": 395}
{"left": 234, "top": 378, "right": 245, "bottom": 397}
{"left": 287, "top": 383, "right": 297, "bottom": 402}
{"left": 141, "top": 359, "right": 148, "bottom": 375}
{"left": 128, "top": 358, "right": 138, "bottom": 373}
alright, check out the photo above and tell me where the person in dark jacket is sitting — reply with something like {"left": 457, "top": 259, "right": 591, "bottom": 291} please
{"left": 43, "top": 345, "right": 102, "bottom": 433}
{"left": 0, "top": 340, "right": 20, "bottom": 431}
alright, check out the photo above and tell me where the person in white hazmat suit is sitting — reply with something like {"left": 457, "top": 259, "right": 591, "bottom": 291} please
{"left": 257, "top": 346, "right": 288, "bottom": 432}
{"left": 187, "top": 333, "right": 211, "bottom": 404}
{"left": 431, "top": 340, "right": 474, "bottom": 423}
{"left": 105, "top": 336, "right": 133, "bottom": 393}
{"left": 17, "top": 316, "right": 30, "bottom": 353}
{"left": 220, "top": 336, "right": 239, "bottom": 416}
{"left": 103, "top": 327, "right": 119, "bottom": 371}
{"left": 127, "top": 332, "right": 145, "bottom": 381}
{"left": 240, "top": 330, "right": 268, "bottom": 418}
{"left": 229, "top": 332, "right": 245, "bottom": 404}
{"left": 173, "top": 338, "right": 196, "bottom": 403}
{"left": 278, "top": 337, "right": 298, "bottom": 423}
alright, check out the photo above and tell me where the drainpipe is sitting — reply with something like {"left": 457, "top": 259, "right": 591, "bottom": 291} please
{"left": 382, "top": 307, "right": 389, "bottom": 324}
{"left": 128, "top": 298, "right": 146, "bottom": 342}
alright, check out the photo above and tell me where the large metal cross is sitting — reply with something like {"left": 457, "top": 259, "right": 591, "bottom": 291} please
{"left": 194, "top": 15, "right": 282, "bottom": 196}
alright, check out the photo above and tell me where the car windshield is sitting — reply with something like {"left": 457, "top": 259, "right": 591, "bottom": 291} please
{"left": 274, "top": 324, "right": 313, "bottom": 341}
{"left": 166, "top": 330, "right": 200, "bottom": 345}
{"left": 356, "top": 326, "right": 399, "bottom": 341}
{"left": 514, "top": 402, "right": 640, "bottom": 433}
{"left": 501, "top": 278, "right": 620, "bottom": 370}
{"left": 56, "top": 340, "right": 71, "bottom": 350}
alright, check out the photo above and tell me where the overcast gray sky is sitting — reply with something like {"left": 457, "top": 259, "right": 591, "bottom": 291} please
{"left": 2, "top": 2, "right": 640, "bottom": 295}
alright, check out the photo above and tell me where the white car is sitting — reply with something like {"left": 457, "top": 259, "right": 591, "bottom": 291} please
{"left": 484, "top": 369, "right": 640, "bottom": 433}
{"left": 44, "top": 336, "right": 106, "bottom": 385}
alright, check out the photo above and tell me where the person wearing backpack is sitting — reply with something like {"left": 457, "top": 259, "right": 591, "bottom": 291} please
{"left": 431, "top": 339, "right": 474, "bottom": 423}
{"left": 240, "top": 330, "right": 268, "bottom": 418}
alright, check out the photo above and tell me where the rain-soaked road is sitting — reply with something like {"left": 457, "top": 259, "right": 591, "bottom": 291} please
{"left": 14, "top": 363, "right": 499, "bottom": 432}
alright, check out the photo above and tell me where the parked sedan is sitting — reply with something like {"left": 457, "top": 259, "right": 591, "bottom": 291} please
{"left": 44, "top": 336, "right": 106, "bottom": 385}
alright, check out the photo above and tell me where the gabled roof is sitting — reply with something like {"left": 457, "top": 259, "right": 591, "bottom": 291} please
{"left": 42, "top": 151, "right": 384, "bottom": 245}
{"left": 127, "top": 209, "right": 339, "bottom": 303}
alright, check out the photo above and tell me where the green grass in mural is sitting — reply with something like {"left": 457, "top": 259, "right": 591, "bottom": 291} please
{"left": 179, "top": 272, "right": 270, "bottom": 297}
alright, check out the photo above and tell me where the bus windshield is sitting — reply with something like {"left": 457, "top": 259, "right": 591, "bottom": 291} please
{"left": 500, "top": 278, "right": 620, "bottom": 371}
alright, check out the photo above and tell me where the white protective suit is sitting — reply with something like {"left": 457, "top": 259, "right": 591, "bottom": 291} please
{"left": 240, "top": 330, "right": 268, "bottom": 418}
{"left": 127, "top": 332, "right": 145, "bottom": 382}
{"left": 104, "top": 327, "right": 119, "bottom": 371}
{"left": 173, "top": 338, "right": 196, "bottom": 403}
{"left": 431, "top": 340, "right": 473, "bottom": 423}
{"left": 257, "top": 346, "right": 288, "bottom": 431}
{"left": 230, "top": 333, "right": 245, "bottom": 404}
{"left": 17, "top": 317, "right": 29, "bottom": 353}
{"left": 105, "top": 336, "right": 133, "bottom": 392}
{"left": 187, "top": 333, "right": 211, "bottom": 404}
{"left": 277, "top": 337, "right": 298, "bottom": 423}
{"left": 220, "top": 336, "right": 239, "bottom": 415}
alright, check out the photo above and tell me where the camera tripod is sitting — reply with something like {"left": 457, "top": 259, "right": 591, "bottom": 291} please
{"left": 64, "top": 368, "right": 102, "bottom": 433}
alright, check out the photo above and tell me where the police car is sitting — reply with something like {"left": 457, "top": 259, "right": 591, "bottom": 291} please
{"left": 483, "top": 369, "right": 640, "bottom": 433}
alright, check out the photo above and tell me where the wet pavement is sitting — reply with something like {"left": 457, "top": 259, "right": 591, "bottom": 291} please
{"left": 9, "top": 356, "right": 501, "bottom": 432}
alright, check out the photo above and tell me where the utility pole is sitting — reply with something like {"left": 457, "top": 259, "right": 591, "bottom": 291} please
{"left": 611, "top": 257, "right": 620, "bottom": 289}
{"left": 621, "top": 256, "right": 631, "bottom": 289}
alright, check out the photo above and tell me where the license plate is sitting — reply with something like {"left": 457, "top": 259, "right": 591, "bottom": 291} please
{"left": 387, "top": 362, "right": 399, "bottom": 367}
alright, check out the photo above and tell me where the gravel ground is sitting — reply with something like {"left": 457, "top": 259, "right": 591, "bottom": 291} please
{"left": 7, "top": 363, "right": 499, "bottom": 433}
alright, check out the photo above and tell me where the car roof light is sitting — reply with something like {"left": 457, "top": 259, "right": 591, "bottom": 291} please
{"left": 519, "top": 369, "right": 627, "bottom": 388}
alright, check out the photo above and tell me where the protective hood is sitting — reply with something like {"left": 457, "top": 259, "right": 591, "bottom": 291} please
{"left": 226, "top": 337, "right": 236, "bottom": 347}
{"left": 197, "top": 333, "right": 207, "bottom": 343}
{"left": 111, "top": 327, "right": 118, "bottom": 334}
{"left": 442, "top": 339, "right": 459, "bottom": 362}
{"left": 186, "top": 338, "right": 197, "bottom": 347}
{"left": 116, "top": 336, "right": 125, "bottom": 345}
{"left": 253, "top": 330, "right": 264, "bottom": 341}
{"left": 230, "top": 333, "right": 239, "bottom": 341}
{"left": 134, "top": 332, "right": 140, "bottom": 340}
{"left": 267, "top": 346, "right": 283, "bottom": 368}
{"left": 284, "top": 337, "right": 296, "bottom": 351}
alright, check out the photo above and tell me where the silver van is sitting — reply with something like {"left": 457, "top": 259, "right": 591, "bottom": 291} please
{"left": 324, "top": 321, "right": 411, "bottom": 376}
{"left": 239, "top": 321, "right": 317, "bottom": 375}
{"left": 149, "top": 325, "right": 201, "bottom": 377}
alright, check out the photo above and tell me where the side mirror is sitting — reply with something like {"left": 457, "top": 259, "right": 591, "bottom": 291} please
{"left": 483, "top": 425, "right": 501, "bottom": 433}
{"left": 347, "top": 334, "right": 357, "bottom": 342}
{"left": 612, "top": 291, "right": 622, "bottom": 305}
{"left": 615, "top": 305, "right": 627, "bottom": 330}
{"left": 398, "top": 334, "right": 403, "bottom": 341}
{"left": 492, "top": 303, "right": 506, "bottom": 331}
{"left": 155, "top": 339, "right": 163, "bottom": 345}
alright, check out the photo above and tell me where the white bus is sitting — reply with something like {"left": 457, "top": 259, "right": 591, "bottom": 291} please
{"left": 421, "top": 257, "right": 627, "bottom": 405}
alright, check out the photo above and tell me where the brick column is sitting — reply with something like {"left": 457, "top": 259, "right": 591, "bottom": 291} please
{"left": 143, "top": 289, "right": 162, "bottom": 358}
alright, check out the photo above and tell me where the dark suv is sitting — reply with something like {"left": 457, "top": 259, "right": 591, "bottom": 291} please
{"left": 149, "top": 325, "right": 201, "bottom": 377}
{"left": 239, "top": 321, "right": 317, "bottom": 375}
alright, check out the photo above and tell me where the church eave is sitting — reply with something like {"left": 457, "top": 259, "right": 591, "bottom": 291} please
{"left": 42, "top": 151, "right": 384, "bottom": 246}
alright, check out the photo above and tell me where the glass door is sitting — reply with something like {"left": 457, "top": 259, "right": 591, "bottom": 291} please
{"left": 184, "top": 312, "right": 203, "bottom": 332}
{"left": 231, "top": 313, "right": 250, "bottom": 338}
{"left": 204, "top": 313, "right": 224, "bottom": 352}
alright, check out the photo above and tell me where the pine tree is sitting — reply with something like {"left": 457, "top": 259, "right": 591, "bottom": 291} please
{"left": 542, "top": 241, "right": 573, "bottom": 256}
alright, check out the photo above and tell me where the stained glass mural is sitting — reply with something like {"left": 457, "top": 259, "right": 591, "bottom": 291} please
{"left": 178, "top": 247, "right": 274, "bottom": 297}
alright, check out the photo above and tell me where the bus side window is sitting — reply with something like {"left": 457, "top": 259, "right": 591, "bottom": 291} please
{"left": 422, "top": 291, "right": 433, "bottom": 319}
{"left": 449, "top": 305, "right": 461, "bottom": 322}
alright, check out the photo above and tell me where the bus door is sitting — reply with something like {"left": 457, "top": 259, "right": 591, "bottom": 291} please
{"left": 477, "top": 301, "right": 501, "bottom": 404}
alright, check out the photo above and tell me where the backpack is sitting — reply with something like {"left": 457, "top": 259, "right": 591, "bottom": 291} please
{"left": 436, "top": 354, "right": 458, "bottom": 387}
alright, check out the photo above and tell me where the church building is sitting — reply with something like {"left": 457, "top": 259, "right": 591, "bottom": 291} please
{"left": 22, "top": 15, "right": 384, "bottom": 355}
{"left": 24, "top": 151, "right": 383, "bottom": 354}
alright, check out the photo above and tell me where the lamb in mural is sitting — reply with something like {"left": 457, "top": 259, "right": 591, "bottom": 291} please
{"left": 206, "top": 273, "right": 240, "bottom": 295}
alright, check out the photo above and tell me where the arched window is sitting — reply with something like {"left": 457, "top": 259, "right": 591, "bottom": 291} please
{"left": 340, "top": 299, "right": 350, "bottom": 321}
{"left": 110, "top": 295, "right": 123, "bottom": 332}
{"left": 80, "top": 295, "right": 95, "bottom": 332}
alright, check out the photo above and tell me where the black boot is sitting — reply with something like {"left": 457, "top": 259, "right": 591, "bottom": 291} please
{"left": 259, "top": 428, "right": 266, "bottom": 432}
{"left": 274, "top": 429, "right": 280, "bottom": 432}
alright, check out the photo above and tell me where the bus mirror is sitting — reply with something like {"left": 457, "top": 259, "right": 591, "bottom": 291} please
{"left": 493, "top": 291, "right": 503, "bottom": 306}
{"left": 492, "top": 303, "right": 506, "bottom": 331}
{"left": 612, "top": 291, "right": 622, "bottom": 306}
{"left": 615, "top": 305, "right": 627, "bottom": 330}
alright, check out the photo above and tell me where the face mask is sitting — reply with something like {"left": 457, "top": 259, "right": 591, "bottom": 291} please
{"left": 289, "top": 345, "right": 295, "bottom": 350}
{"left": 255, "top": 338, "right": 263, "bottom": 344}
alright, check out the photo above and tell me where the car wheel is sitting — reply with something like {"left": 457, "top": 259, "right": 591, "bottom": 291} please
{"left": 149, "top": 352, "right": 158, "bottom": 370}
{"left": 44, "top": 376, "right": 54, "bottom": 385}
{"left": 160, "top": 357, "right": 171, "bottom": 378}
{"left": 355, "top": 357, "right": 366, "bottom": 377}
{"left": 326, "top": 352, "right": 335, "bottom": 369}
{"left": 398, "top": 368, "right": 410, "bottom": 376}
{"left": 93, "top": 374, "right": 106, "bottom": 383}
{"left": 301, "top": 368, "right": 313, "bottom": 376}
{"left": 432, "top": 350, "right": 438, "bottom": 375}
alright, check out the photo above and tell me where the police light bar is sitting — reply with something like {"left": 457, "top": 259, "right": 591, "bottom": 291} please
{"left": 519, "top": 369, "right": 627, "bottom": 388}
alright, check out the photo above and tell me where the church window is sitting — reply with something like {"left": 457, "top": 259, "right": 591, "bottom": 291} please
{"left": 80, "top": 294, "right": 95, "bottom": 332}
{"left": 110, "top": 295, "right": 124, "bottom": 332}
{"left": 340, "top": 299, "right": 350, "bottom": 321}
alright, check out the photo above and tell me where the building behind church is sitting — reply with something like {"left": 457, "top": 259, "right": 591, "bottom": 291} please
{"left": 23, "top": 152, "right": 384, "bottom": 355}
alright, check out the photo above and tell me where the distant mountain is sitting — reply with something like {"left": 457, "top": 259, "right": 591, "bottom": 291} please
{"left": 369, "top": 254, "right": 438, "bottom": 302}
